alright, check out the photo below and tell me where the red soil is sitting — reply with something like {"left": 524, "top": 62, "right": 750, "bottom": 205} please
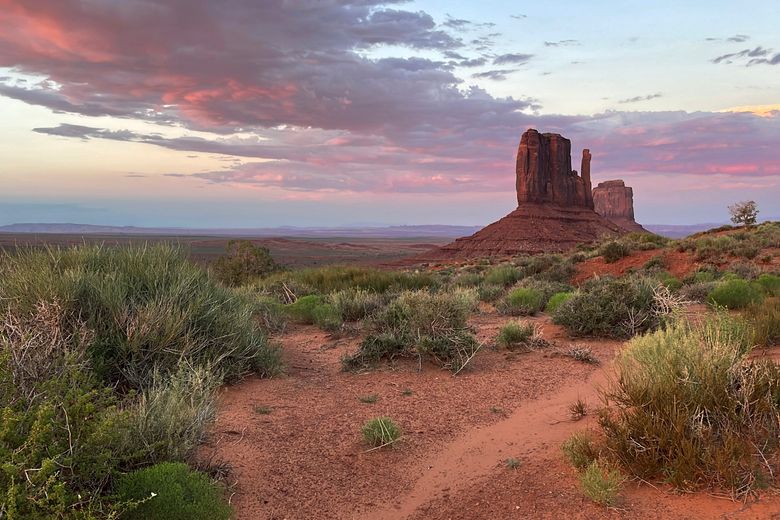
{"left": 201, "top": 310, "right": 780, "bottom": 519}
{"left": 573, "top": 249, "right": 697, "bottom": 285}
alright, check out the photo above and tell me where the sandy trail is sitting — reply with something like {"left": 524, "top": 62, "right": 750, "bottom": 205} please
{"left": 366, "top": 367, "right": 608, "bottom": 519}
{"left": 203, "top": 312, "right": 780, "bottom": 520}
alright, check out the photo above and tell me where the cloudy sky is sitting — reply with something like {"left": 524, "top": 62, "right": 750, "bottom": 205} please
{"left": 1, "top": 0, "right": 778, "bottom": 227}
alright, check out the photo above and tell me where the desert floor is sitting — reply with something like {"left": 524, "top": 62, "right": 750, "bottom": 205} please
{"left": 202, "top": 309, "right": 780, "bottom": 520}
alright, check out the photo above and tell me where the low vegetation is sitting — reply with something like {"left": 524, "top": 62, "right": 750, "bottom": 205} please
{"left": 342, "top": 289, "right": 480, "bottom": 373}
{"left": 116, "top": 462, "right": 231, "bottom": 520}
{"left": 597, "top": 314, "right": 779, "bottom": 497}
{"left": 0, "top": 245, "right": 275, "bottom": 517}
{"left": 579, "top": 460, "right": 624, "bottom": 507}
{"left": 552, "top": 276, "right": 660, "bottom": 338}
{"left": 361, "top": 417, "right": 402, "bottom": 448}
{"left": 496, "top": 321, "right": 546, "bottom": 351}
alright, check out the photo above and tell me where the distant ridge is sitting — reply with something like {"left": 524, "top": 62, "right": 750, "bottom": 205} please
{"left": 0, "top": 222, "right": 482, "bottom": 239}
{"left": 0, "top": 222, "right": 752, "bottom": 240}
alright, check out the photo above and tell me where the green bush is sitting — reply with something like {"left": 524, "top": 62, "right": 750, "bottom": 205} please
{"left": 757, "top": 273, "right": 780, "bottom": 296}
{"left": 598, "top": 315, "right": 777, "bottom": 496}
{"left": 579, "top": 460, "right": 624, "bottom": 506}
{"left": 496, "top": 321, "right": 541, "bottom": 350}
{"left": 708, "top": 278, "right": 764, "bottom": 309}
{"left": 126, "top": 364, "right": 218, "bottom": 465}
{"left": 562, "top": 432, "right": 599, "bottom": 470}
{"left": 284, "top": 294, "right": 323, "bottom": 323}
{"left": 211, "top": 239, "right": 278, "bottom": 286}
{"left": 0, "top": 304, "right": 131, "bottom": 517}
{"left": 679, "top": 281, "right": 718, "bottom": 303}
{"left": 361, "top": 417, "right": 402, "bottom": 448}
{"left": 499, "top": 287, "right": 544, "bottom": 316}
{"left": 117, "top": 463, "right": 231, "bottom": 520}
{"left": 552, "top": 276, "right": 658, "bottom": 338}
{"left": 642, "top": 255, "right": 668, "bottom": 271}
{"left": 343, "top": 289, "right": 479, "bottom": 372}
{"left": 328, "top": 288, "right": 388, "bottom": 321}
{"left": 749, "top": 298, "right": 780, "bottom": 347}
{"left": 545, "top": 291, "right": 574, "bottom": 313}
{"left": 0, "top": 245, "right": 280, "bottom": 390}
{"left": 477, "top": 283, "right": 504, "bottom": 302}
{"left": 599, "top": 241, "right": 630, "bottom": 263}
{"left": 312, "top": 303, "right": 342, "bottom": 332}
{"left": 484, "top": 265, "right": 522, "bottom": 286}
{"left": 264, "top": 265, "right": 438, "bottom": 294}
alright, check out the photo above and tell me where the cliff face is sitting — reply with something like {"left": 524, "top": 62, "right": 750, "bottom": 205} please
{"left": 415, "top": 128, "right": 626, "bottom": 261}
{"left": 515, "top": 129, "right": 594, "bottom": 209}
{"left": 592, "top": 180, "right": 646, "bottom": 233}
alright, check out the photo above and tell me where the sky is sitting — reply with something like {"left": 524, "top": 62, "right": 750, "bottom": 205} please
{"left": 0, "top": 0, "right": 779, "bottom": 228}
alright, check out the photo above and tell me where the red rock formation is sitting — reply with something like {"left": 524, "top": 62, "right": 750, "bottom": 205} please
{"left": 515, "top": 129, "right": 594, "bottom": 209}
{"left": 592, "top": 180, "right": 647, "bottom": 233}
{"left": 414, "top": 129, "right": 625, "bottom": 261}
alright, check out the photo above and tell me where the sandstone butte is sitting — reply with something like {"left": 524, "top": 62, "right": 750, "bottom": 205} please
{"left": 418, "top": 129, "right": 646, "bottom": 261}
{"left": 592, "top": 179, "right": 647, "bottom": 233}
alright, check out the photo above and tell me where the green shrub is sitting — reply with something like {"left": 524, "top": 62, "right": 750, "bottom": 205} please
{"left": 266, "top": 265, "right": 438, "bottom": 294}
{"left": 598, "top": 315, "right": 777, "bottom": 496}
{"left": 708, "top": 278, "right": 764, "bottom": 309}
{"left": 0, "top": 304, "right": 131, "bottom": 517}
{"left": 499, "top": 287, "right": 544, "bottom": 316}
{"left": 211, "top": 239, "right": 278, "bottom": 287}
{"left": 484, "top": 265, "right": 522, "bottom": 286}
{"left": 117, "top": 463, "right": 231, "bottom": 520}
{"left": 361, "top": 417, "right": 402, "bottom": 448}
{"left": 477, "top": 283, "right": 504, "bottom": 302}
{"left": 643, "top": 255, "right": 668, "bottom": 271}
{"left": 749, "top": 298, "right": 780, "bottom": 347}
{"left": 453, "top": 272, "right": 483, "bottom": 287}
{"left": 343, "top": 289, "right": 479, "bottom": 372}
{"left": 579, "top": 460, "right": 624, "bottom": 506}
{"left": 284, "top": 294, "right": 323, "bottom": 323}
{"left": 552, "top": 276, "right": 658, "bottom": 338}
{"left": 0, "top": 245, "right": 280, "bottom": 390}
{"left": 679, "top": 281, "right": 718, "bottom": 303}
{"left": 545, "top": 292, "right": 574, "bottom": 313}
{"left": 329, "top": 288, "right": 388, "bottom": 321}
{"left": 757, "top": 273, "right": 780, "bottom": 296}
{"left": 599, "top": 241, "right": 630, "bottom": 263}
{"left": 126, "top": 364, "right": 218, "bottom": 465}
{"left": 562, "top": 431, "right": 599, "bottom": 470}
{"left": 496, "top": 321, "right": 542, "bottom": 350}
{"left": 727, "top": 260, "right": 760, "bottom": 280}
{"left": 312, "top": 303, "right": 342, "bottom": 332}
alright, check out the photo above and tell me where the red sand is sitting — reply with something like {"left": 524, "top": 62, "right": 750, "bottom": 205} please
{"left": 200, "top": 310, "right": 780, "bottom": 519}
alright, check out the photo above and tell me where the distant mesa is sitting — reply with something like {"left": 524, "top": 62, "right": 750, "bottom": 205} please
{"left": 418, "top": 129, "right": 633, "bottom": 261}
{"left": 592, "top": 180, "right": 647, "bottom": 233}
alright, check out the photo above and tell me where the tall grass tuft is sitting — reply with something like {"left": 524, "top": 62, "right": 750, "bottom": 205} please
{"left": 0, "top": 244, "right": 281, "bottom": 390}
{"left": 599, "top": 314, "right": 779, "bottom": 497}
{"left": 126, "top": 363, "right": 219, "bottom": 464}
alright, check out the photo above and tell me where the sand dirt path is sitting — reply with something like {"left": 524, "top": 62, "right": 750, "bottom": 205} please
{"left": 202, "top": 312, "right": 780, "bottom": 519}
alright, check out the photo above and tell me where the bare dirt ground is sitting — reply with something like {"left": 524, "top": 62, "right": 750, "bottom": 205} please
{"left": 202, "top": 309, "right": 780, "bottom": 520}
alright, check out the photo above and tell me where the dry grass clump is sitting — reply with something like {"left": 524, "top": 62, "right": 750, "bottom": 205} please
{"left": 598, "top": 313, "right": 779, "bottom": 497}
{"left": 342, "top": 288, "right": 481, "bottom": 373}
{"left": 562, "top": 346, "right": 600, "bottom": 365}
